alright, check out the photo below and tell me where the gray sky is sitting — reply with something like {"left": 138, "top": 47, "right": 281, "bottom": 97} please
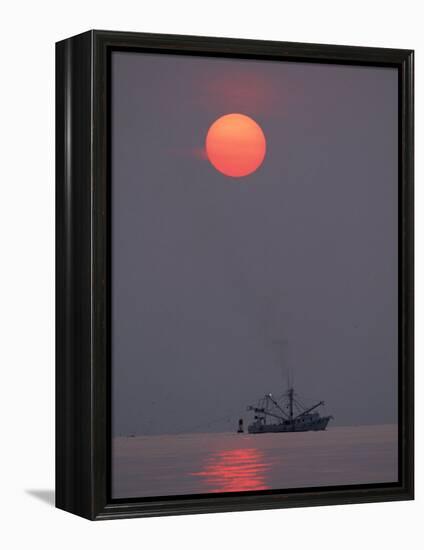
{"left": 111, "top": 52, "right": 398, "bottom": 435}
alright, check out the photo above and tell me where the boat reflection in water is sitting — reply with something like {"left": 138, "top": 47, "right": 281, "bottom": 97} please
{"left": 191, "top": 447, "right": 270, "bottom": 492}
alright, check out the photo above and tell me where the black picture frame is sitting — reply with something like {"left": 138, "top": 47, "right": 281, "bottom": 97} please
{"left": 56, "top": 30, "right": 414, "bottom": 520}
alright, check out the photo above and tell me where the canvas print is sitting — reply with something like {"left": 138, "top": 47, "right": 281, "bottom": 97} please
{"left": 111, "top": 52, "right": 398, "bottom": 499}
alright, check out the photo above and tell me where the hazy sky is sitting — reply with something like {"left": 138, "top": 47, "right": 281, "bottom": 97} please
{"left": 111, "top": 51, "right": 398, "bottom": 435}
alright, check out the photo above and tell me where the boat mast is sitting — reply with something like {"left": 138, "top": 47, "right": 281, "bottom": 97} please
{"left": 288, "top": 387, "right": 294, "bottom": 421}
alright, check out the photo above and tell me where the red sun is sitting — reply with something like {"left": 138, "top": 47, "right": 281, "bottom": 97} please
{"left": 205, "top": 113, "right": 266, "bottom": 178}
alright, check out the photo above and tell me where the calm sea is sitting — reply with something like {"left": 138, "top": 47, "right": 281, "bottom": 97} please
{"left": 112, "top": 424, "right": 397, "bottom": 499}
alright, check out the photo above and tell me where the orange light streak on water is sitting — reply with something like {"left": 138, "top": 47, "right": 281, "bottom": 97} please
{"left": 191, "top": 448, "right": 270, "bottom": 492}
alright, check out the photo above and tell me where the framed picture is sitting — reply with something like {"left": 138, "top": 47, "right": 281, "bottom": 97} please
{"left": 56, "top": 30, "right": 414, "bottom": 520}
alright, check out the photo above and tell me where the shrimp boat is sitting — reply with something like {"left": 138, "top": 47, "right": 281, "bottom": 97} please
{"left": 247, "top": 387, "right": 333, "bottom": 434}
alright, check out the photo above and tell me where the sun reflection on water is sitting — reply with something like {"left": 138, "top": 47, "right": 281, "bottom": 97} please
{"left": 191, "top": 447, "right": 270, "bottom": 492}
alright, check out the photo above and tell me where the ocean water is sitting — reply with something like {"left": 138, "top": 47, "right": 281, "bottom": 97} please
{"left": 112, "top": 424, "right": 397, "bottom": 499}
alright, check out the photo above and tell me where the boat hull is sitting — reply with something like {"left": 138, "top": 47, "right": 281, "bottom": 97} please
{"left": 247, "top": 415, "right": 332, "bottom": 434}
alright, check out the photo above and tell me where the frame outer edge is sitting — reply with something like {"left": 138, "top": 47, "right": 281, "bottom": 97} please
{"left": 400, "top": 50, "right": 414, "bottom": 499}
{"left": 55, "top": 31, "right": 96, "bottom": 520}
{"left": 57, "top": 30, "right": 414, "bottom": 520}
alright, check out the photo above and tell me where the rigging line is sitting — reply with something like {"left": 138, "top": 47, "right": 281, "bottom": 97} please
{"left": 266, "top": 394, "right": 289, "bottom": 419}
{"left": 293, "top": 398, "right": 305, "bottom": 409}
